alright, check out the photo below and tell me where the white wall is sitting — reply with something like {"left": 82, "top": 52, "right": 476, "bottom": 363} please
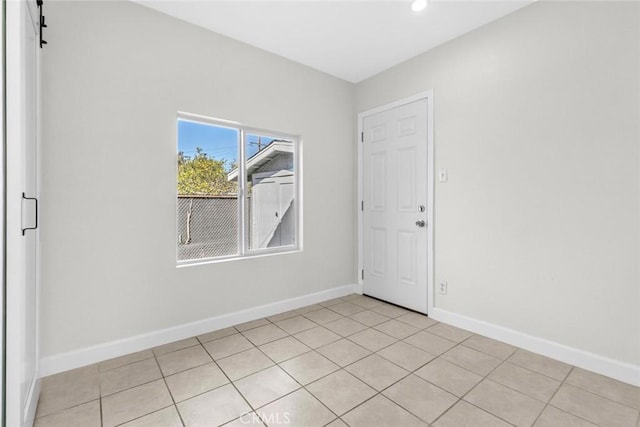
{"left": 356, "top": 1, "right": 640, "bottom": 366}
{"left": 41, "top": 1, "right": 355, "bottom": 358}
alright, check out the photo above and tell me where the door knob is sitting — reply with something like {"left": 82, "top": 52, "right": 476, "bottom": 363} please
{"left": 415, "top": 220, "right": 426, "bottom": 228}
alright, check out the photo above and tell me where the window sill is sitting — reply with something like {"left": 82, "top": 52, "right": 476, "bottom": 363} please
{"left": 176, "top": 247, "right": 302, "bottom": 268}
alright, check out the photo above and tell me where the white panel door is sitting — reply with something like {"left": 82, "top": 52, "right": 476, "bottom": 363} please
{"left": 6, "top": 1, "right": 41, "bottom": 425}
{"left": 363, "top": 99, "right": 428, "bottom": 313}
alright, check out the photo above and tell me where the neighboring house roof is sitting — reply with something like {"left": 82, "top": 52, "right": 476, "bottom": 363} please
{"left": 227, "top": 140, "right": 293, "bottom": 181}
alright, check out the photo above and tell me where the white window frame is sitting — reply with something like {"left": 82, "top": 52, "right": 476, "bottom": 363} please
{"left": 176, "top": 112, "right": 303, "bottom": 266}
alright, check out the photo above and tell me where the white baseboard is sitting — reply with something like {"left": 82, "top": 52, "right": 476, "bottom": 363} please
{"left": 40, "top": 283, "right": 358, "bottom": 377}
{"left": 430, "top": 307, "right": 640, "bottom": 387}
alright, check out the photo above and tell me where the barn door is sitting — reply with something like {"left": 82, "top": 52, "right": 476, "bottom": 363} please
{"left": 6, "top": 1, "right": 41, "bottom": 425}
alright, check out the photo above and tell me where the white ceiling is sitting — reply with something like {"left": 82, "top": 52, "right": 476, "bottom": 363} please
{"left": 136, "top": 0, "right": 534, "bottom": 83}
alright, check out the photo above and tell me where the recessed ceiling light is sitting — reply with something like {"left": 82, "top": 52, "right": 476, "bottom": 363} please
{"left": 411, "top": 0, "right": 428, "bottom": 12}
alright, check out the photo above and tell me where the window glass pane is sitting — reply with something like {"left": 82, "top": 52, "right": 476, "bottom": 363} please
{"left": 177, "top": 119, "right": 239, "bottom": 260}
{"left": 245, "top": 134, "right": 296, "bottom": 251}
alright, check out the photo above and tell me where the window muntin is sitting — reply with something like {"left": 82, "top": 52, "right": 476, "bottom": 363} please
{"left": 177, "top": 115, "right": 299, "bottom": 264}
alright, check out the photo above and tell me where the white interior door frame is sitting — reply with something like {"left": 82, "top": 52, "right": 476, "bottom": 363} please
{"left": 357, "top": 91, "right": 434, "bottom": 315}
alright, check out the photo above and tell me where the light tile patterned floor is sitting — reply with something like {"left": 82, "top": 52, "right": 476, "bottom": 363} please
{"left": 34, "top": 294, "right": 640, "bottom": 427}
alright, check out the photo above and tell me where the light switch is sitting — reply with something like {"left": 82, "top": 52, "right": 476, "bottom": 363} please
{"left": 439, "top": 168, "right": 448, "bottom": 183}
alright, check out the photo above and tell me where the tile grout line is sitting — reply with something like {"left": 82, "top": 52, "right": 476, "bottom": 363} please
{"left": 243, "top": 326, "right": 343, "bottom": 425}
{"left": 501, "top": 358, "right": 566, "bottom": 383}
{"left": 456, "top": 338, "right": 569, "bottom": 406}
{"left": 505, "top": 353, "right": 572, "bottom": 383}
{"left": 98, "top": 364, "right": 105, "bottom": 427}
{"left": 554, "top": 381, "right": 640, "bottom": 413}
{"left": 98, "top": 358, "right": 154, "bottom": 374}
{"left": 112, "top": 405, "right": 178, "bottom": 427}
{"left": 300, "top": 328, "right": 465, "bottom": 424}
{"left": 35, "top": 398, "right": 101, "bottom": 422}
{"left": 425, "top": 339, "right": 511, "bottom": 425}
{"left": 108, "top": 343, "right": 208, "bottom": 425}
{"left": 485, "top": 349, "right": 639, "bottom": 415}
{"left": 430, "top": 331, "right": 637, "bottom": 426}
{"left": 99, "top": 360, "right": 180, "bottom": 399}
{"left": 475, "top": 371, "right": 557, "bottom": 408}
{"left": 99, "top": 396, "right": 104, "bottom": 427}
{"left": 204, "top": 340, "right": 271, "bottom": 426}
{"left": 254, "top": 310, "right": 415, "bottom": 423}
{"left": 102, "top": 349, "right": 189, "bottom": 426}
{"left": 547, "top": 367, "right": 634, "bottom": 427}
{"left": 151, "top": 349, "right": 187, "bottom": 427}
{"left": 262, "top": 347, "right": 315, "bottom": 366}
{"left": 293, "top": 297, "right": 460, "bottom": 423}
{"left": 97, "top": 351, "right": 157, "bottom": 374}
{"left": 529, "top": 365, "right": 578, "bottom": 427}
{"left": 427, "top": 340, "right": 517, "bottom": 427}
{"left": 323, "top": 341, "right": 450, "bottom": 426}
{"left": 546, "top": 377, "right": 640, "bottom": 426}
{"left": 207, "top": 320, "right": 356, "bottom": 424}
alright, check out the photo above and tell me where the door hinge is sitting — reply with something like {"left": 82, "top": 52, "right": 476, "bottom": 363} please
{"left": 361, "top": 132, "right": 364, "bottom": 142}
{"left": 361, "top": 269, "right": 364, "bottom": 280}
{"left": 361, "top": 200, "right": 364, "bottom": 211}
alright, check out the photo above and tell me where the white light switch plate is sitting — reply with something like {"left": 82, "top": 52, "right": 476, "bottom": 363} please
{"left": 439, "top": 168, "right": 448, "bottom": 183}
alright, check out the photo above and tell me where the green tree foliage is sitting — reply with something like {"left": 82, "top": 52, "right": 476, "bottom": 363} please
{"left": 177, "top": 148, "right": 237, "bottom": 195}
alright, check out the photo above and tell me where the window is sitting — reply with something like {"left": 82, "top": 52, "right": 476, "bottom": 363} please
{"left": 176, "top": 114, "right": 300, "bottom": 264}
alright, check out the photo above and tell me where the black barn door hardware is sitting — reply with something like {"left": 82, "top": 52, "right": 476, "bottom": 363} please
{"left": 22, "top": 193, "right": 38, "bottom": 236}
{"left": 37, "top": 0, "right": 47, "bottom": 48}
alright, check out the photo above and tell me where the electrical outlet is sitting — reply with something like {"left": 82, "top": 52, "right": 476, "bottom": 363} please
{"left": 439, "top": 281, "right": 448, "bottom": 294}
